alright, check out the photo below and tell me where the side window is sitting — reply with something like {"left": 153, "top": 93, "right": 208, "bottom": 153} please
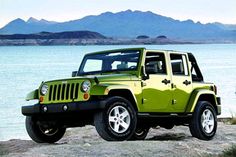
{"left": 145, "top": 52, "right": 167, "bottom": 74}
{"left": 170, "top": 54, "right": 189, "bottom": 76}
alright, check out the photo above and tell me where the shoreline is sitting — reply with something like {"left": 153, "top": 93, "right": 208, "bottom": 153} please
{"left": 0, "top": 38, "right": 235, "bottom": 46}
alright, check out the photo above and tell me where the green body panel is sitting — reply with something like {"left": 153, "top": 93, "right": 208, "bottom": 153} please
{"left": 90, "top": 75, "right": 142, "bottom": 111}
{"left": 25, "top": 48, "right": 220, "bottom": 115}
{"left": 185, "top": 89, "right": 218, "bottom": 113}
{"left": 26, "top": 89, "right": 39, "bottom": 101}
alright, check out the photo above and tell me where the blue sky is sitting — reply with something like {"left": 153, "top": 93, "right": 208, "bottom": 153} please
{"left": 0, "top": 0, "right": 235, "bottom": 27}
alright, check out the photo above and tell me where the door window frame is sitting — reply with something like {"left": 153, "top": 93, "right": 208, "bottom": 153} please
{"left": 169, "top": 53, "right": 190, "bottom": 77}
{"left": 144, "top": 51, "right": 169, "bottom": 76}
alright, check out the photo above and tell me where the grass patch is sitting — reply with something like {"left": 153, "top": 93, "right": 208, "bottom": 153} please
{"left": 218, "top": 145, "right": 236, "bottom": 157}
{"left": 230, "top": 117, "right": 236, "bottom": 125}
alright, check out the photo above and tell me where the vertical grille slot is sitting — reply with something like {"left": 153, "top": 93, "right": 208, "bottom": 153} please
{"left": 74, "top": 83, "right": 79, "bottom": 99}
{"left": 61, "top": 84, "right": 66, "bottom": 100}
{"left": 66, "top": 84, "right": 70, "bottom": 100}
{"left": 57, "top": 84, "right": 61, "bottom": 100}
{"left": 47, "top": 82, "right": 80, "bottom": 102}
{"left": 49, "top": 85, "right": 53, "bottom": 101}
{"left": 53, "top": 85, "right": 57, "bottom": 101}
{"left": 70, "top": 83, "right": 75, "bottom": 99}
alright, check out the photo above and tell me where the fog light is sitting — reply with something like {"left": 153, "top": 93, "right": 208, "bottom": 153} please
{"left": 63, "top": 105, "right": 68, "bottom": 111}
{"left": 42, "top": 106, "right": 48, "bottom": 112}
{"left": 83, "top": 93, "right": 89, "bottom": 99}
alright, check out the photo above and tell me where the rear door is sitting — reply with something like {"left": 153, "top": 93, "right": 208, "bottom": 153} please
{"left": 169, "top": 53, "right": 193, "bottom": 112}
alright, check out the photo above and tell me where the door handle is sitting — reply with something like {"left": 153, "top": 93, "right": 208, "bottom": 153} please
{"left": 162, "top": 79, "right": 171, "bottom": 85}
{"left": 183, "top": 80, "right": 191, "bottom": 86}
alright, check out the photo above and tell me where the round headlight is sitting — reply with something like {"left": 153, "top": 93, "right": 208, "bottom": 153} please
{"left": 41, "top": 84, "right": 48, "bottom": 95}
{"left": 81, "top": 80, "right": 91, "bottom": 92}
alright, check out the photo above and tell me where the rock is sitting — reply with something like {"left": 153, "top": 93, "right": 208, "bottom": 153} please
{"left": 83, "top": 143, "right": 91, "bottom": 147}
{"left": 1, "top": 123, "right": 236, "bottom": 157}
{"left": 157, "top": 35, "right": 167, "bottom": 39}
{"left": 136, "top": 35, "right": 150, "bottom": 39}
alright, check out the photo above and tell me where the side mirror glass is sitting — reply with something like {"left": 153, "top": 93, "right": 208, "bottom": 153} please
{"left": 72, "top": 71, "right": 77, "bottom": 77}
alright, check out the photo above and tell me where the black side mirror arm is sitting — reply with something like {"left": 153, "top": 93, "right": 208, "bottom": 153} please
{"left": 72, "top": 71, "right": 77, "bottom": 77}
{"left": 141, "top": 66, "right": 149, "bottom": 80}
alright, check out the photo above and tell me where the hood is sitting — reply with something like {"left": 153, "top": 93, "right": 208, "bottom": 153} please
{"left": 44, "top": 73, "right": 137, "bottom": 84}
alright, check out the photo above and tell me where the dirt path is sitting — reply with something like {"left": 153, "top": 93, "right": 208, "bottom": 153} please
{"left": 1, "top": 122, "right": 235, "bottom": 157}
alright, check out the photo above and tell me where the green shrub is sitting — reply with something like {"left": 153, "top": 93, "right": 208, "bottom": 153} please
{"left": 0, "top": 146, "right": 8, "bottom": 156}
{"left": 229, "top": 111, "right": 236, "bottom": 125}
{"left": 218, "top": 145, "right": 236, "bottom": 157}
{"left": 230, "top": 117, "right": 236, "bottom": 125}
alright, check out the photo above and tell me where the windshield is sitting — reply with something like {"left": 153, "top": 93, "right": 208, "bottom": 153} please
{"left": 78, "top": 50, "right": 140, "bottom": 75}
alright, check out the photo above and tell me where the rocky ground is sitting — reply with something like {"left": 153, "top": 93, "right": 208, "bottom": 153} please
{"left": 0, "top": 122, "right": 235, "bottom": 157}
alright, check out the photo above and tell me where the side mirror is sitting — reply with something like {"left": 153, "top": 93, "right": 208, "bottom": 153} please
{"left": 141, "top": 66, "right": 149, "bottom": 80}
{"left": 72, "top": 71, "right": 77, "bottom": 77}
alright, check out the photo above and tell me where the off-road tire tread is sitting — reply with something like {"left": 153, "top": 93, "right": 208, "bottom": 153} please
{"left": 189, "top": 101, "right": 217, "bottom": 140}
{"left": 26, "top": 116, "right": 66, "bottom": 143}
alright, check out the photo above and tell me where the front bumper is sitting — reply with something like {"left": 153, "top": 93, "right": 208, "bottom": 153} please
{"left": 22, "top": 100, "right": 106, "bottom": 116}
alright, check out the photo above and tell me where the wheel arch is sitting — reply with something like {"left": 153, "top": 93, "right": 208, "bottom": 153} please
{"left": 90, "top": 84, "right": 139, "bottom": 111}
{"left": 186, "top": 89, "right": 218, "bottom": 114}
{"left": 108, "top": 89, "right": 139, "bottom": 111}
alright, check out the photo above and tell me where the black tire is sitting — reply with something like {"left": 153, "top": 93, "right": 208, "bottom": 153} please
{"left": 26, "top": 116, "right": 66, "bottom": 143}
{"left": 189, "top": 101, "right": 217, "bottom": 140}
{"left": 129, "top": 125, "right": 150, "bottom": 140}
{"left": 94, "top": 96, "right": 137, "bottom": 141}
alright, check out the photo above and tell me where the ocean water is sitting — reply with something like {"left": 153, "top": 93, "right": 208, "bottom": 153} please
{"left": 0, "top": 44, "right": 235, "bottom": 141}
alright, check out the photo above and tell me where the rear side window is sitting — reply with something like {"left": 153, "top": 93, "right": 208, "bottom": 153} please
{"left": 170, "top": 54, "right": 189, "bottom": 76}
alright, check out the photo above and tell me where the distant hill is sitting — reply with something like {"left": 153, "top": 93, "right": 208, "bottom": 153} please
{"left": 0, "top": 31, "right": 107, "bottom": 39}
{"left": 0, "top": 10, "right": 236, "bottom": 41}
{"left": 0, "top": 31, "right": 193, "bottom": 46}
{"left": 212, "top": 22, "right": 236, "bottom": 31}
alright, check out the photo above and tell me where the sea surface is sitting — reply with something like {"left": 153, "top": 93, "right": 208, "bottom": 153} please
{"left": 0, "top": 44, "right": 235, "bottom": 141}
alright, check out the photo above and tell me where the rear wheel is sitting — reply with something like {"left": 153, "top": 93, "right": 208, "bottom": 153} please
{"left": 94, "top": 96, "right": 137, "bottom": 141}
{"left": 26, "top": 116, "right": 66, "bottom": 143}
{"left": 189, "top": 101, "right": 217, "bottom": 140}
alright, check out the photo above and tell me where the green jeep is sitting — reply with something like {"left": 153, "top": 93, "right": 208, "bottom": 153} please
{"left": 22, "top": 48, "right": 221, "bottom": 143}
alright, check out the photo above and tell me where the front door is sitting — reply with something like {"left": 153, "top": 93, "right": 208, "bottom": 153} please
{"left": 170, "top": 53, "right": 193, "bottom": 112}
{"left": 142, "top": 52, "right": 172, "bottom": 112}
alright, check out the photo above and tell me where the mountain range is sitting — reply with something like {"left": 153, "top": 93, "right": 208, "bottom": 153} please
{"left": 0, "top": 10, "right": 235, "bottom": 41}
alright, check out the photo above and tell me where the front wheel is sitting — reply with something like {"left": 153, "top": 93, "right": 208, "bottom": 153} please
{"left": 94, "top": 96, "right": 137, "bottom": 141}
{"left": 26, "top": 116, "right": 66, "bottom": 143}
{"left": 189, "top": 101, "right": 217, "bottom": 140}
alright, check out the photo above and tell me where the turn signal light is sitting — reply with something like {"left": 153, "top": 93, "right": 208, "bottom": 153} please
{"left": 39, "top": 96, "right": 44, "bottom": 102}
{"left": 83, "top": 93, "right": 89, "bottom": 99}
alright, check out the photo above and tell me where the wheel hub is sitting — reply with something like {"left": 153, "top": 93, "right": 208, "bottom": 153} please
{"left": 201, "top": 109, "right": 214, "bottom": 134}
{"left": 108, "top": 105, "right": 131, "bottom": 134}
{"left": 39, "top": 125, "right": 59, "bottom": 136}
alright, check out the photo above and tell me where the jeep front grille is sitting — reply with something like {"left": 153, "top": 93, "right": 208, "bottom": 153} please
{"left": 48, "top": 83, "right": 79, "bottom": 101}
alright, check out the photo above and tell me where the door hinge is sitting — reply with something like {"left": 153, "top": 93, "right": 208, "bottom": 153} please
{"left": 142, "top": 98, "right": 147, "bottom": 104}
{"left": 141, "top": 82, "right": 146, "bottom": 87}
{"left": 172, "top": 99, "right": 177, "bottom": 105}
{"left": 171, "top": 83, "right": 176, "bottom": 89}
